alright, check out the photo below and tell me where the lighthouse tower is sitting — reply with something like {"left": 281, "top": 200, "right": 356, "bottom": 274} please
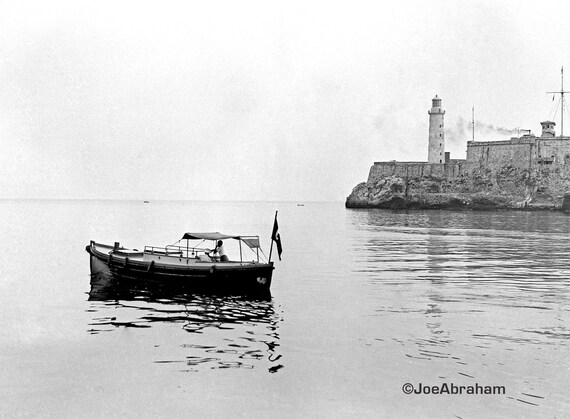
{"left": 428, "top": 95, "right": 445, "bottom": 163}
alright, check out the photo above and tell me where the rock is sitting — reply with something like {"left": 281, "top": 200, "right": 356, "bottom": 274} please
{"left": 345, "top": 167, "right": 564, "bottom": 211}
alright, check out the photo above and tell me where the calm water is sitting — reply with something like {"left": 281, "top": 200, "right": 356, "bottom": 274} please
{"left": 0, "top": 200, "right": 569, "bottom": 418}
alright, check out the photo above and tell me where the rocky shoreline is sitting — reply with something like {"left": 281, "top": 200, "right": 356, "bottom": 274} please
{"left": 345, "top": 173, "right": 566, "bottom": 211}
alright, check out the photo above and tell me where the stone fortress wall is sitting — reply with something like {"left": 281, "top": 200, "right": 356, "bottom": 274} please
{"left": 368, "top": 160, "right": 465, "bottom": 184}
{"left": 465, "top": 136, "right": 570, "bottom": 172}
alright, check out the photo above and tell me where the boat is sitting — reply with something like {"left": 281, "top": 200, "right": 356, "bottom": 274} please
{"left": 86, "top": 232, "right": 274, "bottom": 295}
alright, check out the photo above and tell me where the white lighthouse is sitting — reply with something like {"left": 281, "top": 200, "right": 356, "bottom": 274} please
{"left": 428, "top": 95, "right": 445, "bottom": 163}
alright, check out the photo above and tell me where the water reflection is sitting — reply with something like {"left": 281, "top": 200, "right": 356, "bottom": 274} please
{"left": 348, "top": 208, "right": 570, "bottom": 287}
{"left": 87, "top": 271, "right": 283, "bottom": 373}
{"left": 345, "top": 208, "right": 570, "bottom": 410}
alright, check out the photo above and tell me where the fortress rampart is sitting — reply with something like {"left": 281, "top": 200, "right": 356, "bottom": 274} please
{"left": 465, "top": 136, "right": 570, "bottom": 172}
{"left": 368, "top": 161, "right": 466, "bottom": 183}
{"left": 370, "top": 135, "right": 570, "bottom": 185}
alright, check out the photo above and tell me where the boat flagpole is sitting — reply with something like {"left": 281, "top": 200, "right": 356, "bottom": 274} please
{"left": 268, "top": 211, "right": 282, "bottom": 263}
{"left": 268, "top": 212, "right": 276, "bottom": 263}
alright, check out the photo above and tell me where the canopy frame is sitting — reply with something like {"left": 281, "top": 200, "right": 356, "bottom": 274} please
{"left": 179, "top": 232, "right": 262, "bottom": 263}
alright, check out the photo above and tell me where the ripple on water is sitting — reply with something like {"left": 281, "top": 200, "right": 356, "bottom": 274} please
{"left": 346, "top": 209, "right": 570, "bottom": 415}
{"left": 87, "top": 272, "right": 283, "bottom": 373}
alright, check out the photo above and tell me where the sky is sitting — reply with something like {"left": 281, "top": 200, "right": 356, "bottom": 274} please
{"left": 2, "top": 0, "right": 570, "bottom": 201}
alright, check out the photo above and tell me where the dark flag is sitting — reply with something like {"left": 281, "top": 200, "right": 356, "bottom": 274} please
{"left": 271, "top": 213, "right": 282, "bottom": 260}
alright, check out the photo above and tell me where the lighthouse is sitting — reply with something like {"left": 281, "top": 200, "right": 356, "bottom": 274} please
{"left": 428, "top": 95, "right": 445, "bottom": 163}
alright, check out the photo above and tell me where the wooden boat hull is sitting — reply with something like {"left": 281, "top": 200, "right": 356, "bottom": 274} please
{"left": 86, "top": 241, "right": 274, "bottom": 296}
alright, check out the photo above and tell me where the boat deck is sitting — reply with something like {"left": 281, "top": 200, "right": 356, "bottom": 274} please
{"left": 92, "top": 242, "right": 261, "bottom": 267}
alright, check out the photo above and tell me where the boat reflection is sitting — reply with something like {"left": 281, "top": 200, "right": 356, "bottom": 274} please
{"left": 88, "top": 266, "right": 272, "bottom": 301}
{"left": 87, "top": 271, "right": 283, "bottom": 373}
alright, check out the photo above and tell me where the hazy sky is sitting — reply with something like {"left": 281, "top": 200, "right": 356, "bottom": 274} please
{"left": 2, "top": 0, "right": 570, "bottom": 201}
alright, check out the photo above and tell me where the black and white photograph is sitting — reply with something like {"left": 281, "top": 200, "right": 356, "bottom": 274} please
{"left": 0, "top": 1, "right": 568, "bottom": 417}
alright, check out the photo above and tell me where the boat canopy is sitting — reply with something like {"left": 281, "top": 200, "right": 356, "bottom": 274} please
{"left": 182, "top": 232, "right": 238, "bottom": 241}
{"left": 181, "top": 232, "right": 260, "bottom": 249}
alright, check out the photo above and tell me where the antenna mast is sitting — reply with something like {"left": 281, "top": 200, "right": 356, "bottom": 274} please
{"left": 471, "top": 106, "right": 475, "bottom": 141}
{"left": 547, "top": 66, "right": 569, "bottom": 136}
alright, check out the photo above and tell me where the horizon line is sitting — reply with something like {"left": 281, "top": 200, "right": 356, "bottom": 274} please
{"left": 0, "top": 197, "right": 345, "bottom": 203}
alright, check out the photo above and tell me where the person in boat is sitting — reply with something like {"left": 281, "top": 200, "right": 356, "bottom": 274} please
{"left": 209, "top": 240, "right": 229, "bottom": 262}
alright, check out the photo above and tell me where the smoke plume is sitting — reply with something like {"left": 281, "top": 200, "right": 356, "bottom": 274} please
{"left": 445, "top": 116, "right": 518, "bottom": 143}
